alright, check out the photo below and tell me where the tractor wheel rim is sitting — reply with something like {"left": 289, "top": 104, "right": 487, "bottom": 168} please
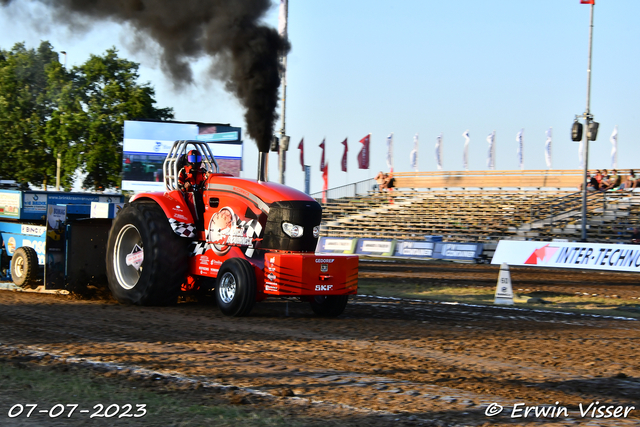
{"left": 219, "top": 272, "right": 236, "bottom": 304}
{"left": 114, "top": 224, "right": 143, "bottom": 290}
{"left": 14, "top": 256, "right": 24, "bottom": 278}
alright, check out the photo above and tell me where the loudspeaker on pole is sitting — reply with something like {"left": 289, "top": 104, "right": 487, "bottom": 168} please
{"left": 494, "top": 262, "right": 514, "bottom": 305}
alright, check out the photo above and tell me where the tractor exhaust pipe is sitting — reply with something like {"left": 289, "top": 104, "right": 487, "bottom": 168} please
{"left": 257, "top": 151, "right": 269, "bottom": 182}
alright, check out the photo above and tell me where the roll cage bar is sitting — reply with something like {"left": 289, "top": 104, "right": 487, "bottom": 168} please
{"left": 163, "top": 140, "right": 219, "bottom": 192}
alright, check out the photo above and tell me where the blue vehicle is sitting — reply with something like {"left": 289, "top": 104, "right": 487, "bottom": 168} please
{"left": 0, "top": 190, "right": 124, "bottom": 290}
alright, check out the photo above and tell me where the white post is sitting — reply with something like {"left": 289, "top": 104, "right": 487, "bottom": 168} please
{"left": 494, "top": 263, "right": 514, "bottom": 305}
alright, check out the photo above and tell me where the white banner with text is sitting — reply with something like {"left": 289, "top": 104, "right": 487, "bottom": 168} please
{"left": 492, "top": 240, "right": 640, "bottom": 272}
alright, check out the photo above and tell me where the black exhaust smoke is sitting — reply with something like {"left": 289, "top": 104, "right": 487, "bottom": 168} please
{"left": 1, "top": 0, "right": 289, "bottom": 153}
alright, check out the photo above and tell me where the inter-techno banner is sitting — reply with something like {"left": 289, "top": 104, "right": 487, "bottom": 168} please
{"left": 492, "top": 240, "right": 640, "bottom": 272}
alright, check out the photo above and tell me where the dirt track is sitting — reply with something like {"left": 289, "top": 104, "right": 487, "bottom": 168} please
{"left": 1, "top": 264, "right": 639, "bottom": 426}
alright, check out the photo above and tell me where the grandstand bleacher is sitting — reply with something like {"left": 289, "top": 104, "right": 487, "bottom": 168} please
{"left": 314, "top": 169, "right": 640, "bottom": 244}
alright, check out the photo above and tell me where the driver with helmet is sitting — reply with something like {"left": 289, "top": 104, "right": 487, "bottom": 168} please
{"left": 177, "top": 149, "right": 209, "bottom": 230}
{"left": 178, "top": 149, "right": 208, "bottom": 192}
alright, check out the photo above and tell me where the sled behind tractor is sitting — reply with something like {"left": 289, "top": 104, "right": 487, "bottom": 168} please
{"left": 106, "top": 140, "right": 358, "bottom": 316}
{"left": 0, "top": 190, "right": 124, "bottom": 291}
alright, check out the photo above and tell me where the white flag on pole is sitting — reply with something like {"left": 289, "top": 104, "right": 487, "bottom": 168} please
{"left": 386, "top": 133, "right": 394, "bottom": 172}
{"left": 486, "top": 131, "right": 496, "bottom": 170}
{"left": 410, "top": 134, "right": 419, "bottom": 172}
{"left": 278, "top": 0, "right": 288, "bottom": 38}
{"left": 610, "top": 125, "right": 618, "bottom": 169}
{"left": 516, "top": 129, "right": 524, "bottom": 170}
{"left": 435, "top": 133, "right": 443, "bottom": 171}
{"left": 544, "top": 128, "right": 552, "bottom": 169}
{"left": 462, "top": 130, "right": 470, "bottom": 171}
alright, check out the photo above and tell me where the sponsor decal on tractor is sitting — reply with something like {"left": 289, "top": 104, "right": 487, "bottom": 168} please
{"left": 125, "top": 244, "right": 144, "bottom": 270}
{"left": 205, "top": 207, "right": 260, "bottom": 255}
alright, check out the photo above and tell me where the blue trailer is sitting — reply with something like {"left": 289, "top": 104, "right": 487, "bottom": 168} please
{"left": 0, "top": 190, "right": 124, "bottom": 291}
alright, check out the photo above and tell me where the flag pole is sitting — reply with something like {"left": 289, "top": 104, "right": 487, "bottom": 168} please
{"left": 369, "top": 133, "right": 372, "bottom": 179}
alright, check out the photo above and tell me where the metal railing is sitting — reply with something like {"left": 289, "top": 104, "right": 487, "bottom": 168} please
{"left": 310, "top": 178, "right": 376, "bottom": 202}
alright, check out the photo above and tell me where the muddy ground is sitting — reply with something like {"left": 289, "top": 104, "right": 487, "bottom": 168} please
{"left": 0, "top": 262, "right": 639, "bottom": 426}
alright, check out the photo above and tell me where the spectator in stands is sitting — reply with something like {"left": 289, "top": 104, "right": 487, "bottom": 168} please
{"left": 601, "top": 169, "right": 621, "bottom": 191}
{"left": 373, "top": 171, "right": 385, "bottom": 192}
{"left": 580, "top": 171, "right": 600, "bottom": 191}
{"left": 619, "top": 170, "right": 638, "bottom": 191}
{"left": 631, "top": 227, "right": 640, "bottom": 244}
{"left": 383, "top": 173, "right": 395, "bottom": 191}
{"left": 599, "top": 169, "right": 610, "bottom": 189}
{"left": 594, "top": 170, "right": 603, "bottom": 187}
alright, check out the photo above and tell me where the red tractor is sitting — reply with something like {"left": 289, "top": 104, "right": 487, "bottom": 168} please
{"left": 106, "top": 140, "right": 358, "bottom": 316}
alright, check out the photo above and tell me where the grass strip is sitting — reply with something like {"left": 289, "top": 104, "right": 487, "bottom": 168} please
{"left": 0, "top": 353, "right": 311, "bottom": 427}
{"left": 357, "top": 278, "right": 640, "bottom": 319}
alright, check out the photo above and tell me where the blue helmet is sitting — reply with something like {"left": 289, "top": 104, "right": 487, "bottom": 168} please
{"left": 187, "top": 149, "right": 202, "bottom": 168}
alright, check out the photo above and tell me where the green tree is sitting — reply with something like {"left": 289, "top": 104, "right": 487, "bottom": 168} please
{"left": 73, "top": 48, "right": 173, "bottom": 190}
{"left": 0, "top": 42, "right": 173, "bottom": 191}
{"left": 0, "top": 41, "right": 68, "bottom": 188}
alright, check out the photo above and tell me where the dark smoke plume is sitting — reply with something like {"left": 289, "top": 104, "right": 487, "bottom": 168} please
{"left": 1, "top": 0, "right": 289, "bottom": 152}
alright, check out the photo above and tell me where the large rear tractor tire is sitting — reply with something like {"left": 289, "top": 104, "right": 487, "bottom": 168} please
{"left": 10, "top": 246, "right": 39, "bottom": 288}
{"left": 310, "top": 295, "right": 349, "bottom": 317}
{"left": 215, "top": 258, "right": 256, "bottom": 317}
{"left": 106, "top": 202, "right": 189, "bottom": 306}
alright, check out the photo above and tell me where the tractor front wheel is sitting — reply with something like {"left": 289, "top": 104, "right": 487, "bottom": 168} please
{"left": 215, "top": 258, "right": 256, "bottom": 317}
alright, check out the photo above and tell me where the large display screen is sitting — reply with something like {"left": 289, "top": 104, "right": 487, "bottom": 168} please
{"left": 122, "top": 120, "right": 243, "bottom": 192}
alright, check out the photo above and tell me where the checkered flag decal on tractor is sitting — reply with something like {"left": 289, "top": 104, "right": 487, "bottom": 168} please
{"left": 239, "top": 218, "right": 262, "bottom": 241}
{"left": 189, "top": 241, "right": 208, "bottom": 256}
{"left": 169, "top": 218, "right": 196, "bottom": 238}
{"left": 239, "top": 218, "right": 262, "bottom": 257}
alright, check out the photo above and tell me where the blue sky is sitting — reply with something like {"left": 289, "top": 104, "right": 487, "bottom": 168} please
{"left": 0, "top": 0, "right": 638, "bottom": 194}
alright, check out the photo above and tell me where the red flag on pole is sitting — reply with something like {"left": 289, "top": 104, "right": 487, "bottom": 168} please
{"left": 319, "top": 139, "right": 325, "bottom": 172}
{"left": 322, "top": 163, "right": 328, "bottom": 204}
{"left": 357, "top": 134, "right": 370, "bottom": 169}
{"left": 341, "top": 138, "right": 348, "bottom": 172}
{"left": 580, "top": 0, "right": 594, "bottom": 4}
{"left": 298, "top": 138, "right": 304, "bottom": 171}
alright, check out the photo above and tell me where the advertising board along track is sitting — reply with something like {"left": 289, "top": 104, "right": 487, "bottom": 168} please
{"left": 317, "top": 237, "right": 484, "bottom": 262}
{"left": 492, "top": 240, "right": 640, "bottom": 272}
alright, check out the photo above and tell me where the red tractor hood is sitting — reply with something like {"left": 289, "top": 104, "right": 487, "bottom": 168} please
{"left": 204, "top": 175, "right": 316, "bottom": 205}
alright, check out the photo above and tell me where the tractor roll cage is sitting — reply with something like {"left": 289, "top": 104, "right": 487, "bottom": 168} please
{"left": 163, "top": 140, "right": 219, "bottom": 192}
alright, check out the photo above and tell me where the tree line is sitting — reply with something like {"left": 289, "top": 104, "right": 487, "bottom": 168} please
{"left": 0, "top": 41, "right": 173, "bottom": 191}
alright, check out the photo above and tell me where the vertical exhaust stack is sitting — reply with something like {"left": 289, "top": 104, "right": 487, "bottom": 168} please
{"left": 257, "top": 151, "right": 268, "bottom": 182}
